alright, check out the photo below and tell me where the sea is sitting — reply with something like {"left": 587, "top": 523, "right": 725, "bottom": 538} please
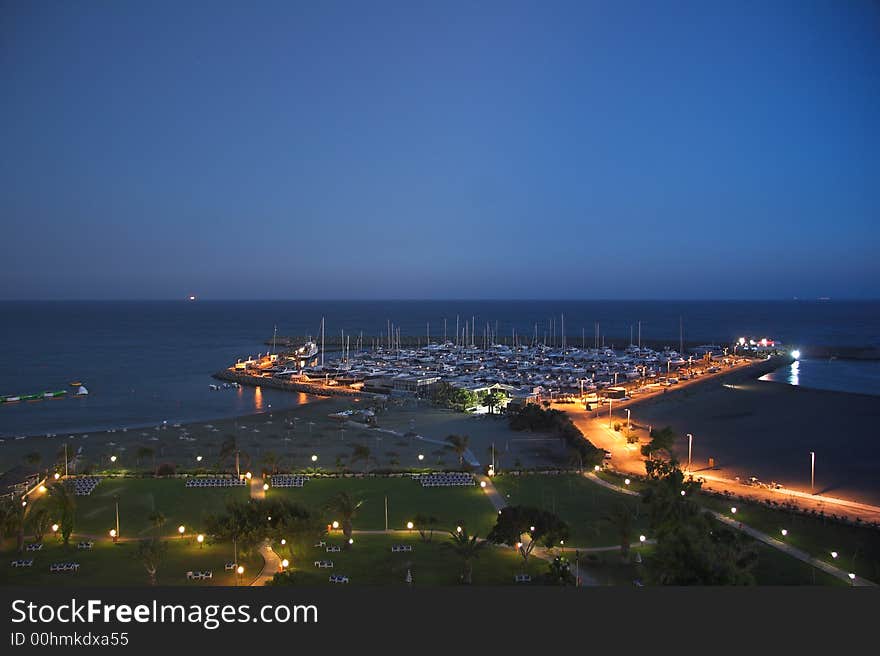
{"left": 1, "top": 300, "right": 878, "bottom": 437}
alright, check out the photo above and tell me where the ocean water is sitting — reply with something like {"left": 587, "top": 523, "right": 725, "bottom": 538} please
{"left": 760, "top": 358, "right": 880, "bottom": 397}
{"left": 1, "top": 300, "right": 878, "bottom": 437}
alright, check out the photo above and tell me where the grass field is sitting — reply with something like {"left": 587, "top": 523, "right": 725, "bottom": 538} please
{"left": 0, "top": 538, "right": 263, "bottom": 587}
{"left": 267, "top": 477, "right": 499, "bottom": 536}
{"left": 36, "top": 478, "right": 252, "bottom": 540}
{"left": 274, "top": 532, "right": 639, "bottom": 586}
{"left": 491, "top": 473, "right": 651, "bottom": 547}
{"left": 698, "top": 493, "right": 880, "bottom": 581}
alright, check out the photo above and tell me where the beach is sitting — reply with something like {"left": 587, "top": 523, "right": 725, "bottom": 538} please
{"left": 566, "top": 364, "right": 880, "bottom": 507}
{"left": 0, "top": 394, "right": 563, "bottom": 478}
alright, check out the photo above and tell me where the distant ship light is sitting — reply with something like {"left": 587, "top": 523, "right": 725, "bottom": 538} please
{"left": 791, "top": 350, "right": 801, "bottom": 360}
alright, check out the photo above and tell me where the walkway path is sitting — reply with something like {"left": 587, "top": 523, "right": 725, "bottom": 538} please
{"left": 582, "top": 471, "right": 877, "bottom": 587}
{"left": 249, "top": 474, "right": 282, "bottom": 586}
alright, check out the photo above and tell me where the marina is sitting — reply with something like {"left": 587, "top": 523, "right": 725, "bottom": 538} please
{"left": 220, "top": 320, "right": 772, "bottom": 407}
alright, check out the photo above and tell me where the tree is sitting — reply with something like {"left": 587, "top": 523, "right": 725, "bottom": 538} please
{"left": 543, "top": 555, "right": 577, "bottom": 586}
{"left": 603, "top": 501, "right": 636, "bottom": 559}
{"left": 641, "top": 426, "right": 676, "bottom": 458}
{"left": 7, "top": 496, "right": 28, "bottom": 552}
{"left": 24, "top": 452, "right": 42, "bottom": 468}
{"left": 641, "top": 458, "right": 756, "bottom": 585}
{"left": 148, "top": 510, "right": 166, "bottom": 536}
{"left": 47, "top": 483, "right": 76, "bottom": 546}
{"left": 267, "top": 570, "right": 297, "bottom": 586}
{"left": 413, "top": 514, "right": 439, "bottom": 542}
{"left": 431, "top": 382, "right": 479, "bottom": 411}
{"left": 136, "top": 446, "right": 155, "bottom": 470}
{"left": 350, "top": 444, "right": 372, "bottom": 473}
{"left": 219, "top": 435, "right": 237, "bottom": 470}
{"left": 325, "top": 492, "right": 363, "bottom": 546}
{"left": 442, "top": 529, "right": 487, "bottom": 584}
{"left": 487, "top": 506, "right": 569, "bottom": 564}
{"left": 480, "top": 389, "right": 507, "bottom": 415}
{"left": 206, "top": 498, "right": 324, "bottom": 559}
{"left": 444, "top": 434, "right": 470, "bottom": 467}
{"left": 29, "top": 507, "right": 52, "bottom": 544}
{"left": 262, "top": 451, "right": 279, "bottom": 475}
{"left": 508, "top": 404, "right": 602, "bottom": 467}
{"left": 136, "top": 538, "right": 167, "bottom": 586}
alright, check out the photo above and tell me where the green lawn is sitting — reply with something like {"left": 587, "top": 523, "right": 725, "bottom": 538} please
{"left": 0, "top": 538, "right": 262, "bottom": 587}
{"left": 267, "top": 477, "right": 499, "bottom": 536}
{"left": 58, "top": 478, "right": 251, "bottom": 539}
{"left": 491, "top": 473, "right": 651, "bottom": 547}
{"left": 273, "top": 532, "right": 639, "bottom": 586}
{"left": 750, "top": 544, "right": 845, "bottom": 586}
{"left": 698, "top": 493, "right": 880, "bottom": 582}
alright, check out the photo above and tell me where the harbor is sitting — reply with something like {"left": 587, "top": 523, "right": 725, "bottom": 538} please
{"left": 221, "top": 318, "right": 777, "bottom": 408}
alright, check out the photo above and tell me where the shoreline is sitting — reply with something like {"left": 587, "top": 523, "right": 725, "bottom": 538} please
{"left": 562, "top": 360, "right": 880, "bottom": 512}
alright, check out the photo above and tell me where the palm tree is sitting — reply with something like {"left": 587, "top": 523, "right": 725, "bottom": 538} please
{"left": 413, "top": 513, "right": 439, "bottom": 542}
{"left": 603, "top": 501, "right": 636, "bottom": 559}
{"left": 29, "top": 507, "right": 51, "bottom": 544}
{"left": 136, "top": 539, "right": 167, "bottom": 585}
{"left": 9, "top": 496, "right": 29, "bottom": 552}
{"left": 444, "top": 434, "right": 470, "bottom": 467}
{"left": 0, "top": 500, "right": 13, "bottom": 543}
{"left": 350, "top": 444, "right": 371, "bottom": 473}
{"left": 325, "top": 492, "right": 363, "bottom": 546}
{"left": 136, "top": 446, "right": 155, "bottom": 471}
{"left": 47, "top": 483, "right": 76, "bottom": 546}
{"left": 443, "top": 529, "right": 487, "bottom": 584}
{"left": 148, "top": 510, "right": 166, "bottom": 537}
{"left": 219, "top": 434, "right": 237, "bottom": 469}
{"left": 262, "top": 451, "right": 279, "bottom": 475}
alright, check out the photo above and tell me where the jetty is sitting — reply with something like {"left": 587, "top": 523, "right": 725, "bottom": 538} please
{"left": 212, "top": 370, "right": 380, "bottom": 399}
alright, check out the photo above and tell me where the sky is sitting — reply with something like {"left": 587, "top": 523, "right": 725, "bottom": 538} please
{"left": 1, "top": 0, "right": 878, "bottom": 300}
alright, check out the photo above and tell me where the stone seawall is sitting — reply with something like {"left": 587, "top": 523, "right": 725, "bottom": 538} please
{"left": 212, "top": 370, "right": 383, "bottom": 399}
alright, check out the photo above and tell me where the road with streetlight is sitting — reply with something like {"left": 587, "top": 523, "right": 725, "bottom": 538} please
{"left": 558, "top": 391, "right": 880, "bottom": 524}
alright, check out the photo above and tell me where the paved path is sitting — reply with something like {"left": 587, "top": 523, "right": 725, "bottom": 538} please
{"left": 581, "top": 471, "right": 877, "bottom": 586}
{"left": 249, "top": 475, "right": 282, "bottom": 586}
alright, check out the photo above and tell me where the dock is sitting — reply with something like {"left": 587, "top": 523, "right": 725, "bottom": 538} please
{"left": 212, "top": 370, "right": 382, "bottom": 399}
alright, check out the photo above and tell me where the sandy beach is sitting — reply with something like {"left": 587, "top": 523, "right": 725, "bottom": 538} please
{"left": 0, "top": 393, "right": 563, "bottom": 478}
{"left": 561, "top": 361, "right": 880, "bottom": 508}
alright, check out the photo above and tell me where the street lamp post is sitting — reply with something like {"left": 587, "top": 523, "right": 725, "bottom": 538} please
{"left": 626, "top": 409, "right": 631, "bottom": 431}
{"left": 810, "top": 451, "right": 815, "bottom": 494}
{"left": 686, "top": 434, "right": 693, "bottom": 472}
{"left": 608, "top": 398, "right": 613, "bottom": 428}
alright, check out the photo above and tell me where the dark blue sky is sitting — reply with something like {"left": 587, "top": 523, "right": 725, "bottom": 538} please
{"left": 2, "top": 1, "right": 878, "bottom": 300}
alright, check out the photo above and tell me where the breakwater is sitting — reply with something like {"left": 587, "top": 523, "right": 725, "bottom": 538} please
{"left": 212, "top": 370, "right": 382, "bottom": 399}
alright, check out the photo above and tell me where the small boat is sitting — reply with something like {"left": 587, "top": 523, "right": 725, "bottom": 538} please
{"left": 44, "top": 390, "right": 68, "bottom": 399}
{"left": 22, "top": 393, "right": 43, "bottom": 402}
{"left": 69, "top": 381, "right": 83, "bottom": 387}
{"left": 75, "top": 386, "right": 89, "bottom": 396}
{"left": 1, "top": 396, "right": 21, "bottom": 403}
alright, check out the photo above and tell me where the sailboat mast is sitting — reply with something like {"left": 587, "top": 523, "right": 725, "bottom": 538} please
{"left": 680, "top": 316, "right": 683, "bottom": 355}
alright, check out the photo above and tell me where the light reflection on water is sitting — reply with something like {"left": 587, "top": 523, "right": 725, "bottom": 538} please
{"left": 788, "top": 361, "right": 799, "bottom": 386}
{"left": 760, "top": 358, "right": 880, "bottom": 396}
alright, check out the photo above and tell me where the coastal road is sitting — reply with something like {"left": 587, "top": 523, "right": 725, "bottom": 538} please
{"left": 558, "top": 365, "right": 880, "bottom": 524}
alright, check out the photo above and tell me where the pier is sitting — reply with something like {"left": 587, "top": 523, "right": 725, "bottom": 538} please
{"left": 212, "top": 369, "right": 381, "bottom": 399}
